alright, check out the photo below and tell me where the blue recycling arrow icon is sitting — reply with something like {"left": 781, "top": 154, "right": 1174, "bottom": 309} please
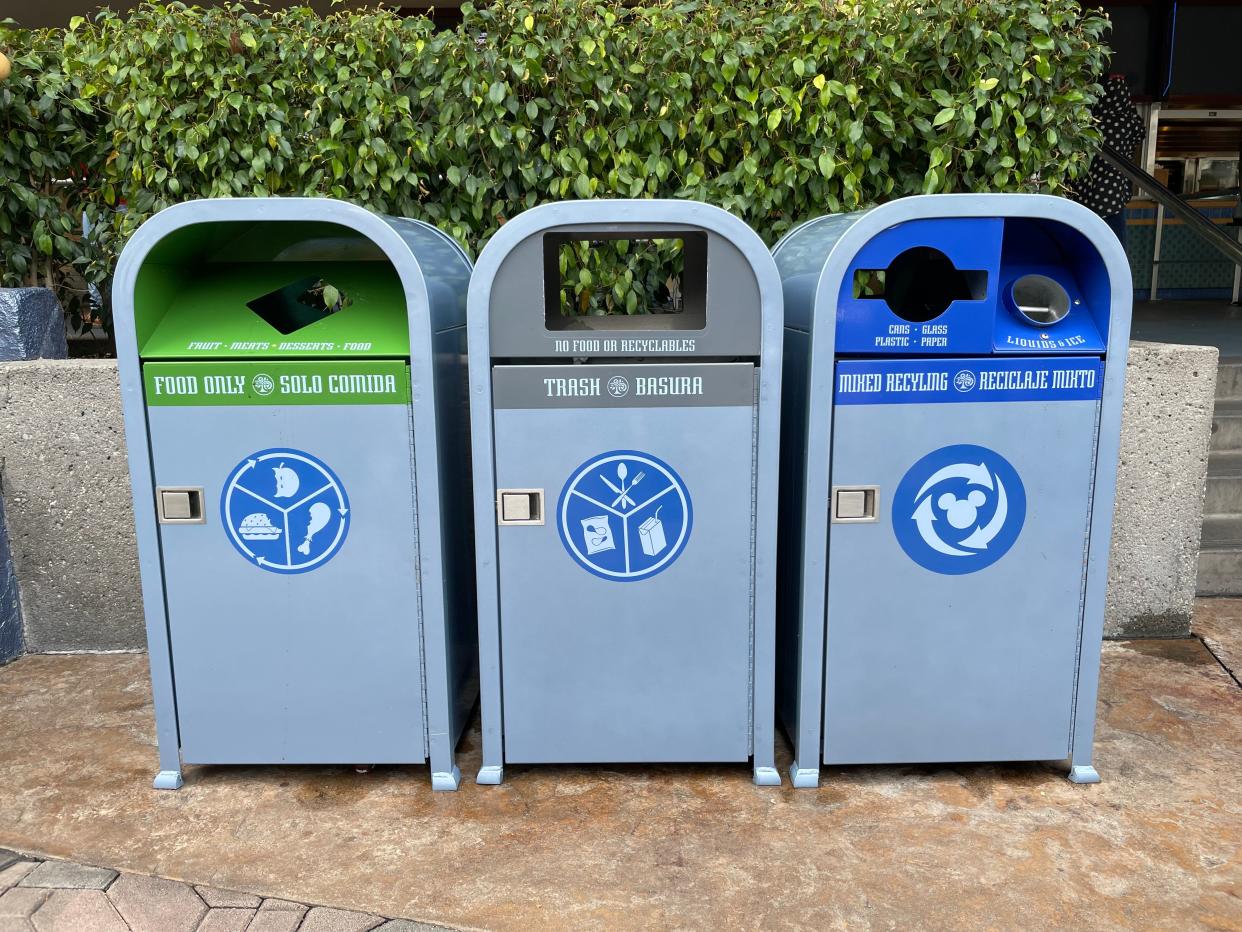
{"left": 892, "top": 444, "right": 1025, "bottom": 575}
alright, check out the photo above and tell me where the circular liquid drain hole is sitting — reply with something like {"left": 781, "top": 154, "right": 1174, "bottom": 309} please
{"left": 1010, "top": 274, "right": 1071, "bottom": 326}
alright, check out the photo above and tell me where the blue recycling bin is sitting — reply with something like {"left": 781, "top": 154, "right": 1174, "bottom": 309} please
{"left": 772, "top": 194, "right": 1132, "bottom": 787}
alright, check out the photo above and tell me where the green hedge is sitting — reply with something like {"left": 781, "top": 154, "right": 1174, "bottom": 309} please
{"left": 1, "top": 0, "right": 1110, "bottom": 327}
{"left": 0, "top": 25, "right": 99, "bottom": 324}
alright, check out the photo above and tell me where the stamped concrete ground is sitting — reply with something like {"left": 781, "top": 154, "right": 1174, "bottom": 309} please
{"left": 1, "top": 601, "right": 1240, "bottom": 931}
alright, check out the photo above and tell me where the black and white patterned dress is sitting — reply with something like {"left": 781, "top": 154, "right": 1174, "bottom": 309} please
{"left": 1072, "top": 76, "right": 1145, "bottom": 219}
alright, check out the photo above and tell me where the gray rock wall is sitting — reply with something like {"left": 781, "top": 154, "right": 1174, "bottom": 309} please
{"left": 0, "top": 344, "right": 1219, "bottom": 651}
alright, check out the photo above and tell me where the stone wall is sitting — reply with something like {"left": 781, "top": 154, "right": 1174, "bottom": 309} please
{"left": 0, "top": 360, "right": 143, "bottom": 651}
{"left": 0, "top": 345, "right": 1219, "bottom": 652}
{"left": 1104, "top": 341, "right": 1218, "bottom": 637}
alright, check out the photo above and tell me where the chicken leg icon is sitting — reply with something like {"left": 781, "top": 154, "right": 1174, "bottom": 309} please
{"left": 298, "top": 502, "right": 332, "bottom": 556}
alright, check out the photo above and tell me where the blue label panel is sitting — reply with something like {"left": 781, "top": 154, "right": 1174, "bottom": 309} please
{"left": 835, "top": 358, "right": 1103, "bottom": 406}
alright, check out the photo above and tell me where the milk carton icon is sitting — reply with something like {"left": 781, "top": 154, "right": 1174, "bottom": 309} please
{"left": 638, "top": 507, "right": 668, "bottom": 557}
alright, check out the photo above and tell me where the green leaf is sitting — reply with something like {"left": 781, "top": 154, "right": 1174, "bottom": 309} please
{"left": 767, "top": 109, "right": 783, "bottom": 131}
{"left": 933, "top": 108, "right": 956, "bottom": 127}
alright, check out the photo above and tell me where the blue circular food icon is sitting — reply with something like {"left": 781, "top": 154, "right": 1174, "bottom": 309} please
{"left": 557, "top": 450, "right": 692, "bottom": 582}
{"left": 891, "top": 443, "right": 1026, "bottom": 575}
{"left": 221, "top": 448, "right": 350, "bottom": 574}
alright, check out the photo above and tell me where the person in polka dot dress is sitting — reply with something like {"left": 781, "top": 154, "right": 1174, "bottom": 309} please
{"left": 1071, "top": 74, "right": 1145, "bottom": 247}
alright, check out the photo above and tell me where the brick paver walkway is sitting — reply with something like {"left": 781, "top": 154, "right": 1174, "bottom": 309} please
{"left": 0, "top": 850, "right": 442, "bottom": 932}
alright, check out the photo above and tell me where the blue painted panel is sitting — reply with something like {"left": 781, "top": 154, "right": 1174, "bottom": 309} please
{"left": 834, "top": 217, "right": 1111, "bottom": 356}
{"left": 835, "top": 217, "right": 1002, "bottom": 355}
{"left": 995, "top": 218, "right": 1108, "bottom": 354}
{"left": 493, "top": 402, "right": 755, "bottom": 764}
{"left": 150, "top": 403, "right": 427, "bottom": 765}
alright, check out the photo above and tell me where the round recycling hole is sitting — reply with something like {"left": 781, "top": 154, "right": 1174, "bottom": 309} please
{"left": 1009, "top": 274, "right": 1071, "bottom": 326}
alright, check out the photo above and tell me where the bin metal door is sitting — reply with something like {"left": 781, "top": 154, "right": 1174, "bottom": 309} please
{"left": 145, "top": 363, "right": 425, "bottom": 765}
{"left": 824, "top": 358, "right": 1100, "bottom": 765}
{"left": 492, "top": 363, "right": 756, "bottom": 763}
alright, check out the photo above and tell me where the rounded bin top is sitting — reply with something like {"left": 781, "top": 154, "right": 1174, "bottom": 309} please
{"left": 112, "top": 198, "right": 471, "bottom": 362}
{"left": 467, "top": 199, "right": 782, "bottom": 360}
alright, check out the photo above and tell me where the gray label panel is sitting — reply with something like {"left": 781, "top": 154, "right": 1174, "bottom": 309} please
{"left": 492, "top": 363, "right": 755, "bottom": 409}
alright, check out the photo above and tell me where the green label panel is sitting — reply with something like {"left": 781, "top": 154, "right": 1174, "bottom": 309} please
{"left": 143, "top": 360, "right": 410, "bottom": 406}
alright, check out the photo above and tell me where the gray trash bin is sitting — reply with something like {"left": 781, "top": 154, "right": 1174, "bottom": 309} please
{"left": 772, "top": 194, "right": 1132, "bottom": 787}
{"left": 113, "top": 197, "right": 476, "bottom": 790}
{"left": 467, "top": 200, "right": 784, "bottom": 785}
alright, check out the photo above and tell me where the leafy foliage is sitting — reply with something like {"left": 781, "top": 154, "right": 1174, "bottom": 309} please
{"left": 0, "top": 0, "right": 1110, "bottom": 329}
{"left": 0, "top": 23, "right": 103, "bottom": 326}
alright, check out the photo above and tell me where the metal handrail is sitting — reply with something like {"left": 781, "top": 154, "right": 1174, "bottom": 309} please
{"left": 1097, "top": 141, "right": 1242, "bottom": 267}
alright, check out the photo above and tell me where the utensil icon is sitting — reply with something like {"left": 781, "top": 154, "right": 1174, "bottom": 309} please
{"left": 602, "top": 462, "right": 643, "bottom": 509}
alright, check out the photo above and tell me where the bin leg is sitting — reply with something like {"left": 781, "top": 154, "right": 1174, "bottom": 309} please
{"left": 476, "top": 764, "right": 504, "bottom": 785}
{"left": 1068, "top": 764, "right": 1101, "bottom": 784}
{"left": 753, "top": 764, "right": 782, "bottom": 786}
{"left": 153, "top": 769, "right": 183, "bottom": 790}
{"left": 428, "top": 731, "right": 461, "bottom": 791}
{"left": 430, "top": 764, "right": 462, "bottom": 792}
{"left": 788, "top": 762, "right": 820, "bottom": 789}
{"left": 144, "top": 607, "right": 183, "bottom": 791}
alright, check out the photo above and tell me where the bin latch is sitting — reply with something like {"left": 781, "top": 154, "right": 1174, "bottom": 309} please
{"left": 157, "top": 487, "right": 206, "bottom": 524}
{"left": 831, "top": 486, "right": 879, "bottom": 523}
{"left": 497, "top": 489, "right": 544, "bottom": 526}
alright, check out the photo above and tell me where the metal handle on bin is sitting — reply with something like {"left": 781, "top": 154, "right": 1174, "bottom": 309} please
{"left": 831, "top": 486, "right": 879, "bottom": 523}
{"left": 157, "top": 487, "right": 206, "bottom": 524}
{"left": 497, "top": 489, "right": 545, "bottom": 526}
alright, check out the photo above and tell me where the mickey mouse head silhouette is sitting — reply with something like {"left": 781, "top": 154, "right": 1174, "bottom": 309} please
{"left": 938, "top": 490, "right": 987, "bottom": 529}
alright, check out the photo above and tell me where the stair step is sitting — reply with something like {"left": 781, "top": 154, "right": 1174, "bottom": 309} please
{"left": 1208, "top": 451, "right": 1242, "bottom": 477}
{"left": 1212, "top": 400, "right": 1242, "bottom": 451}
{"left": 1201, "top": 514, "right": 1242, "bottom": 548}
{"left": 1205, "top": 474, "right": 1242, "bottom": 514}
{"left": 1197, "top": 547, "right": 1242, "bottom": 596}
{"left": 1216, "top": 357, "right": 1242, "bottom": 402}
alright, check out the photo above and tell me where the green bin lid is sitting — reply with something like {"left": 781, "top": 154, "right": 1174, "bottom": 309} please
{"left": 133, "top": 222, "right": 411, "bottom": 360}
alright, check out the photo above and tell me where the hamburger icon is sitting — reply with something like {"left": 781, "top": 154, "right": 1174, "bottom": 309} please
{"left": 238, "top": 512, "right": 282, "bottom": 541}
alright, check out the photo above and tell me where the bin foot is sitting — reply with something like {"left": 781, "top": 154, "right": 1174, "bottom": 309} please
{"left": 753, "top": 765, "right": 781, "bottom": 787}
{"left": 1068, "top": 764, "right": 1101, "bottom": 784}
{"left": 153, "top": 769, "right": 183, "bottom": 790}
{"left": 789, "top": 764, "right": 820, "bottom": 789}
{"left": 431, "top": 766, "right": 461, "bottom": 792}
{"left": 476, "top": 764, "right": 504, "bottom": 785}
